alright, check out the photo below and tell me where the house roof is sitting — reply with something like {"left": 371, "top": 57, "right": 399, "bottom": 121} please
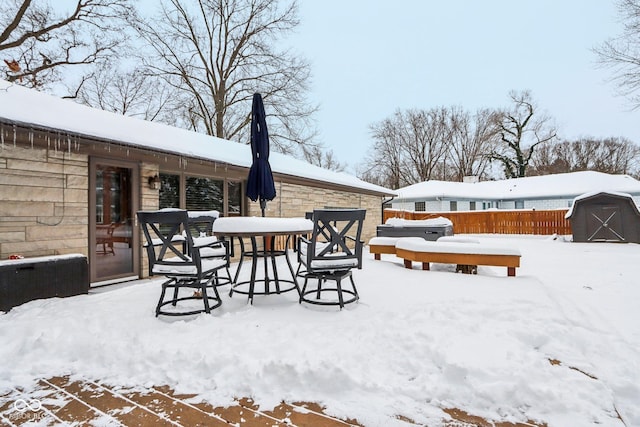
{"left": 0, "top": 81, "right": 396, "bottom": 196}
{"left": 394, "top": 171, "right": 640, "bottom": 201}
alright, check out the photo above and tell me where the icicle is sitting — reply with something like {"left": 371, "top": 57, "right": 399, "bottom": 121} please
{"left": 13, "top": 125, "right": 16, "bottom": 147}
{"left": 68, "top": 136, "right": 71, "bottom": 155}
{"left": 1, "top": 125, "right": 4, "bottom": 149}
{"left": 29, "top": 129, "right": 34, "bottom": 149}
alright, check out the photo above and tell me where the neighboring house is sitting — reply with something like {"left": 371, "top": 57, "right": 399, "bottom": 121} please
{"left": 0, "top": 82, "right": 395, "bottom": 285}
{"left": 389, "top": 172, "right": 640, "bottom": 213}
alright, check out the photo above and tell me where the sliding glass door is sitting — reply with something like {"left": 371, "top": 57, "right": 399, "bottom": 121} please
{"left": 90, "top": 159, "right": 139, "bottom": 284}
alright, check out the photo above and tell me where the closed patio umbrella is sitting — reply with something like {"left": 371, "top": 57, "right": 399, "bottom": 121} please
{"left": 246, "top": 93, "right": 276, "bottom": 217}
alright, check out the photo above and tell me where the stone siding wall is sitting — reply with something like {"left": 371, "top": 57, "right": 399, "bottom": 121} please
{"left": 0, "top": 146, "right": 88, "bottom": 259}
{"left": 250, "top": 181, "right": 383, "bottom": 242}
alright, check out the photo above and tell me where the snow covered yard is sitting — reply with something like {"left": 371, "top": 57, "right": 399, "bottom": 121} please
{"left": 1, "top": 235, "right": 638, "bottom": 426}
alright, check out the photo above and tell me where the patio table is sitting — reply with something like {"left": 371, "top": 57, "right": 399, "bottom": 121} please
{"left": 212, "top": 217, "right": 313, "bottom": 303}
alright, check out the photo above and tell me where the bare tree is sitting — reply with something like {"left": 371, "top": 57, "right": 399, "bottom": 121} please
{"left": 402, "top": 108, "right": 452, "bottom": 184}
{"left": 594, "top": 0, "right": 640, "bottom": 109}
{"left": 1, "top": 0, "right": 133, "bottom": 89}
{"left": 530, "top": 137, "right": 640, "bottom": 177}
{"left": 302, "top": 145, "right": 346, "bottom": 172}
{"left": 446, "top": 107, "right": 501, "bottom": 181}
{"left": 527, "top": 140, "right": 572, "bottom": 176}
{"left": 489, "top": 90, "right": 557, "bottom": 179}
{"left": 362, "top": 113, "right": 405, "bottom": 189}
{"left": 132, "top": 0, "right": 317, "bottom": 154}
{"left": 362, "top": 108, "right": 452, "bottom": 189}
{"left": 69, "top": 64, "right": 177, "bottom": 122}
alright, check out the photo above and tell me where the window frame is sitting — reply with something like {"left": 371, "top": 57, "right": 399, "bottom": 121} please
{"left": 159, "top": 172, "right": 244, "bottom": 216}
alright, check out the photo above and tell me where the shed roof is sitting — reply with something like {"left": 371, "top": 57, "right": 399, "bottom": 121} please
{"left": 565, "top": 191, "right": 640, "bottom": 219}
{"left": 0, "top": 81, "right": 395, "bottom": 196}
{"left": 395, "top": 172, "right": 640, "bottom": 201}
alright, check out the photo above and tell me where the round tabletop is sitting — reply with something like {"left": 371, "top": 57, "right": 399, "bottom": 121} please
{"left": 212, "top": 216, "right": 313, "bottom": 237}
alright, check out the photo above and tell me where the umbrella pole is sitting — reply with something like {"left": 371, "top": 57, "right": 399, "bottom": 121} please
{"left": 260, "top": 199, "right": 267, "bottom": 217}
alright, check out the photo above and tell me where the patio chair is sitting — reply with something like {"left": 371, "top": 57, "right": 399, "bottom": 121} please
{"left": 96, "top": 222, "right": 116, "bottom": 255}
{"left": 297, "top": 209, "right": 366, "bottom": 309}
{"left": 137, "top": 209, "right": 225, "bottom": 316}
{"left": 186, "top": 211, "right": 232, "bottom": 287}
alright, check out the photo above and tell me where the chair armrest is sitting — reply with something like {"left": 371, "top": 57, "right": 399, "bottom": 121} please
{"left": 192, "top": 236, "right": 219, "bottom": 248}
{"left": 193, "top": 238, "right": 229, "bottom": 262}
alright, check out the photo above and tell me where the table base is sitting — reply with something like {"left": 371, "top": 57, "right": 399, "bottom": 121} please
{"left": 229, "top": 235, "right": 301, "bottom": 304}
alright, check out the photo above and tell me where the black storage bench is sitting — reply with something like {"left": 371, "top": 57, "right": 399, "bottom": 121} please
{"left": 0, "top": 254, "right": 89, "bottom": 312}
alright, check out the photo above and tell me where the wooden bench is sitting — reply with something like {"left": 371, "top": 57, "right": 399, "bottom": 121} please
{"left": 369, "top": 237, "right": 400, "bottom": 260}
{"left": 395, "top": 238, "right": 521, "bottom": 277}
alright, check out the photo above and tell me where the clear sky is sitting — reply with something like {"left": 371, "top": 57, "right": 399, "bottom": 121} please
{"left": 287, "top": 0, "right": 640, "bottom": 173}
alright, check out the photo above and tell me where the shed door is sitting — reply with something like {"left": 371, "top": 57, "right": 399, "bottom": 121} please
{"left": 585, "top": 205, "right": 625, "bottom": 242}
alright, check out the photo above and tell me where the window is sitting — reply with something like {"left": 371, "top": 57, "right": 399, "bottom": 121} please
{"left": 515, "top": 200, "right": 524, "bottom": 209}
{"left": 415, "top": 201, "right": 425, "bottom": 212}
{"left": 159, "top": 173, "right": 243, "bottom": 216}
{"left": 469, "top": 201, "right": 476, "bottom": 211}
{"left": 227, "top": 180, "right": 242, "bottom": 216}
{"left": 186, "top": 176, "right": 224, "bottom": 212}
{"left": 449, "top": 201, "right": 457, "bottom": 211}
{"left": 159, "top": 174, "right": 180, "bottom": 209}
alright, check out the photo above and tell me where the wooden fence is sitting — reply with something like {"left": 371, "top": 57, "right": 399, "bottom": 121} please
{"left": 383, "top": 208, "right": 572, "bottom": 235}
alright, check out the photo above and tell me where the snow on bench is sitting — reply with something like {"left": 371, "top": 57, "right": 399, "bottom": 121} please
{"left": 368, "top": 235, "right": 480, "bottom": 260}
{"left": 368, "top": 236, "right": 402, "bottom": 260}
{"left": 395, "top": 238, "right": 521, "bottom": 277}
{"left": 435, "top": 236, "right": 480, "bottom": 244}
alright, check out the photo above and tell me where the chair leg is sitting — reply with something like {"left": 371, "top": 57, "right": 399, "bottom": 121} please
{"left": 201, "top": 281, "right": 211, "bottom": 314}
{"left": 315, "top": 276, "right": 323, "bottom": 299}
{"left": 349, "top": 275, "right": 359, "bottom": 301}
{"left": 300, "top": 277, "right": 309, "bottom": 303}
{"left": 336, "top": 277, "right": 344, "bottom": 309}
{"left": 156, "top": 279, "right": 171, "bottom": 317}
{"left": 172, "top": 286, "right": 179, "bottom": 306}
{"left": 210, "top": 276, "right": 222, "bottom": 300}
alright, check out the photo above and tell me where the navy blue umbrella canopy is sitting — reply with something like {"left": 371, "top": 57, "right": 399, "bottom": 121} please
{"left": 246, "top": 93, "right": 276, "bottom": 216}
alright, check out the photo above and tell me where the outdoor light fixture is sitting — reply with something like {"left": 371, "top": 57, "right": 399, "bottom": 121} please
{"left": 148, "top": 174, "right": 161, "bottom": 190}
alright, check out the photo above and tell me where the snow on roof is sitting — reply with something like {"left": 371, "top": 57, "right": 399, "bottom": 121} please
{"left": 564, "top": 190, "right": 640, "bottom": 218}
{"left": 0, "top": 81, "right": 395, "bottom": 196}
{"left": 395, "top": 171, "right": 640, "bottom": 201}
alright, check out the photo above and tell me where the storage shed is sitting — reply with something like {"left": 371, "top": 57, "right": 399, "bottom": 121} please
{"left": 565, "top": 192, "right": 640, "bottom": 243}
